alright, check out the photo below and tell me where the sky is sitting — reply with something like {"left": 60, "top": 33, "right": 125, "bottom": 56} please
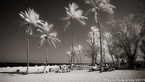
{"left": 0, "top": 0, "right": 144, "bottom": 63}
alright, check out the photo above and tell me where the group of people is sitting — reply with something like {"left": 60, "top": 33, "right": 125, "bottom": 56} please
{"left": 90, "top": 63, "right": 116, "bottom": 72}
{"left": 47, "top": 65, "right": 70, "bottom": 73}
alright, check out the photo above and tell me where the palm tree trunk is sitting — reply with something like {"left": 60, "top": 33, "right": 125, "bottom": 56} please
{"left": 79, "top": 53, "right": 82, "bottom": 65}
{"left": 72, "top": 20, "right": 74, "bottom": 64}
{"left": 75, "top": 54, "right": 79, "bottom": 65}
{"left": 70, "top": 54, "right": 73, "bottom": 69}
{"left": 95, "top": 52, "right": 98, "bottom": 64}
{"left": 104, "top": 53, "right": 106, "bottom": 64}
{"left": 70, "top": 19, "right": 74, "bottom": 69}
{"left": 96, "top": 9, "right": 103, "bottom": 73}
{"left": 92, "top": 52, "right": 95, "bottom": 66}
{"left": 107, "top": 44, "right": 114, "bottom": 63}
{"left": 43, "top": 42, "right": 48, "bottom": 73}
{"left": 68, "top": 55, "right": 71, "bottom": 64}
{"left": 26, "top": 25, "right": 30, "bottom": 74}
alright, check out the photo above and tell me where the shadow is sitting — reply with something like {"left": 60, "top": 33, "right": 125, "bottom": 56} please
{"left": 136, "top": 68, "right": 145, "bottom": 71}
{"left": 0, "top": 71, "right": 44, "bottom": 76}
{"left": 0, "top": 72, "right": 26, "bottom": 75}
{"left": 116, "top": 67, "right": 145, "bottom": 70}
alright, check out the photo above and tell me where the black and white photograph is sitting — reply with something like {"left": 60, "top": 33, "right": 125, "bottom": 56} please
{"left": 0, "top": 0, "right": 145, "bottom": 82}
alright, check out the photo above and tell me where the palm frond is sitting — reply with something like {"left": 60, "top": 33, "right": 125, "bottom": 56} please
{"left": 86, "top": 8, "right": 95, "bottom": 16}
{"left": 76, "top": 19, "right": 86, "bottom": 26}
{"left": 29, "top": 27, "right": 33, "bottom": 35}
{"left": 84, "top": 0, "right": 96, "bottom": 7}
{"left": 64, "top": 21, "right": 70, "bottom": 31}
{"left": 50, "top": 39, "right": 57, "bottom": 48}
{"left": 66, "top": 51, "right": 72, "bottom": 56}
{"left": 39, "top": 38, "right": 45, "bottom": 47}
{"left": 99, "top": 0, "right": 115, "bottom": 14}
{"left": 37, "top": 29, "right": 43, "bottom": 33}
{"left": 62, "top": 17, "right": 71, "bottom": 21}
{"left": 20, "top": 21, "right": 28, "bottom": 28}
{"left": 19, "top": 8, "right": 42, "bottom": 28}
{"left": 37, "top": 21, "right": 60, "bottom": 48}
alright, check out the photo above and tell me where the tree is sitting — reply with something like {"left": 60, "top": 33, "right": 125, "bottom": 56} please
{"left": 62, "top": 2, "right": 87, "bottom": 67}
{"left": 84, "top": 0, "right": 115, "bottom": 73}
{"left": 87, "top": 26, "right": 100, "bottom": 66}
{"left": 104, "top": 32, "right": 116, "bottom": 64}
{"left": 107, "top": 6, "right": 145, "bottom": 68}
{"left": 74, "top": 45, "right": 83, "bottom": 65}
{"left": 66, "top": 45, "right": 83, "bottom": 67}
{"left": 77, "top": 45, "right": 83, "bottom": 65}
{"left": 19, "top": 8, "right": 42, "bottom": 74}
{"left": 37, "top": 21, "right": 60, "bottom": 72}
{"left": 87, "top": 26, "right": 114, "bottom": 65}
{"left": 66, "top": 51, "right": 72, "bottom": 64}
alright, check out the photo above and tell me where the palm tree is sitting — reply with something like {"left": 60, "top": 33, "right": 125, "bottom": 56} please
{"left": 77, "top": 45, "right": 83, "bottom": 65}
{"left": 66, "top": 45, "right": 82, "bottom": 69}
{"left": 37, "top": 21, "right": 60, "bottom": 73}
{"left": 73, "top": 45, "right": 83, "bottom": 65}
{"left": 104, "top": 32, "right": 115, "bottom": 63}
{"left": 66, "top": 47, "right": 79, "bottom": 66}
{"left": 84, "top": 0, "right": 115, "bottom": 73}
{"left": 19, "top": 8, "right": 42, "bottom": 74}
{"left": 87, "top": 26, "right": 100, "bottom": 66}
{"left": 62, "top": 2, "right": 87, "bottom": 67}
{"left": 66, "top": 51, "right": 71, "bottom": 64}
{"left": 74, "top": 45, "right": 83, "bottom": 65}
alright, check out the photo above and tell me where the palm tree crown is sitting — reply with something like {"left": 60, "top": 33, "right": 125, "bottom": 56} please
{"left": 63, "top": 2, "right": 88, "bottom": 30}
{"left": 19, "top": 8, "right": 42, "bottom": 27}
{"left": 74, "top": 44, "right": 83, "bottom": 53}
{"left": 87, "top": 26, "right": 100, "bottom": 46}
{"left": 19, "top": 8, "right": 43, "bottom": 35}
{"left": 38, "top": 21, "right": 60, "bottom": 48}
{"left": 85, "top": 0, "right": 115, "bottom": 14}
{"left": 66, "top": 45, "right": 83, "bottom": 57}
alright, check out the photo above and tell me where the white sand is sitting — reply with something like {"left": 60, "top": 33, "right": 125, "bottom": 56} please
{"left": 0, "top": 66, "right": 145, "bottom": 82}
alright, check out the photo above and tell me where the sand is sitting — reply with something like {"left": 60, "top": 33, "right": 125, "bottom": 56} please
{"left": 0, "top": 66, "right": 145, "bottom": 82}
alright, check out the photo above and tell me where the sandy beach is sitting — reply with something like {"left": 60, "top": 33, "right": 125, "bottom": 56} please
{"left": 0, "top": 66, "right": 145, "bottom": 82}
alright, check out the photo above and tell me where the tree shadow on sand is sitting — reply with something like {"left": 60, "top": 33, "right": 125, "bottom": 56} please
{"left": 0, "top": 71, "right": 45, "bottom": 76}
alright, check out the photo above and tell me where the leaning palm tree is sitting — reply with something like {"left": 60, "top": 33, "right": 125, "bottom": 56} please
{"left": 62, "top": 2, "right": 87, "bottom": 67}
{"left": 19, "top": 8, "right": 42, "bottom": 74}
{"left": 84, "top": 0, "right": 115, "bottom": 73}
{"left": 37, "top": 21, "right": 60, "bottom": 73}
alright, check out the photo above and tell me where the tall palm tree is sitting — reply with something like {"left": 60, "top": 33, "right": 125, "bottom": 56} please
{"left": 62, "top": 2, "right": 87, "bottom": 67}
{"left": 37, "top": 21, "right": 60, "bottom": 73}
{"left": 19, "top": 8, "right": 42, "bottom": 74}
{"left": 84, "top": 0, "right": 115, "bottom": 73}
